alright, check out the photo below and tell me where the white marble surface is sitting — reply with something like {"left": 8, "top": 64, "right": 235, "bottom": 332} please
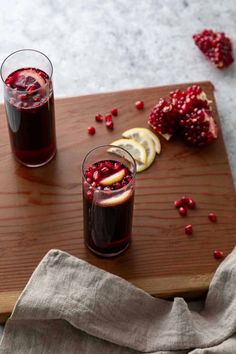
{"left": 0, "top": 0, "right": 235, "bottom": 183}
{"left": 0, "top": 0, "right": 235, "bottom": 335}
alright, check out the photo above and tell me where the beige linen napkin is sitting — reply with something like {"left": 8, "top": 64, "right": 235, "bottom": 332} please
{"left": 0, "top": 248, "right": 236, "bottom": 354}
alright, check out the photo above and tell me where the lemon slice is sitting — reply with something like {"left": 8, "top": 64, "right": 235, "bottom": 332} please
{"left": 100, "top": 169, "right": 125, "bottom": 186}
{"left": 100, "top": 190, "right": 133, "bottom": 207}
{"left": 122, "top": 127, "right": 161, "bottom": 154}
{"left": 109, "top": 138, "right": 146, "bottom": 164}
{"left": 122, "top": 129, "right": 156, "bottom": 167}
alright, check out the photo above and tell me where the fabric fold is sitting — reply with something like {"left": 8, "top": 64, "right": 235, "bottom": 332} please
{"left": 0, "top": 247, "right": 236, "bottom": 353}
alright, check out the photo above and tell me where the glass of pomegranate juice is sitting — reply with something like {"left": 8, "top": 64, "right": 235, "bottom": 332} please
{"left": 0, "top": 49, "right": 56, "bottom": 167}
{"left": 82, "top": 145, "right": 136, "bottom": 257}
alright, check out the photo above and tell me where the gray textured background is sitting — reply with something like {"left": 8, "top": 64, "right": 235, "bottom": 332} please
{"left": 0, "top": 0, "right": 235, "bottom": 336}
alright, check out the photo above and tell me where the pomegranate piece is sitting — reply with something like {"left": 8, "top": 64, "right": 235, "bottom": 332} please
{"left": 208, "top": 212, "right": 217, "bottom": 222}
{"left": 95, "top": 113, "right": 103, "bottom": 122}
{"left": 135, "top": 100, "right": 144, "bottom": 110}
{"left": 111, "top": 107, "right": 118, "bottom": 116}
{"left": 106, "top": 120, "right": 114, "bottom": 130}
{"left": 185, "top": 224, "right": 193, "bottom": 235}
{"left": 174, "top": 200, "right": 183, "bottom": 208}
{"left": 193, "top": 29, "right": 234, "bottom": 69}
{"left": 170, "top": 85, "right": 209, "bottom": 115}
{"left": 214, "top": 250, "right": 224, "bottom": 259}
{"left": 93, "top": 170, "right": 101, "bottom": 182}
{"left": 187, "top": 198, "right": 196, "bottom": 209}
{"left": 87, "top": 126, "right": 96, "bottom": 135}
{"left": 179, "top": 108, "right": 218, "bottom": 147}
{"left": 148, "top": 98, "right": 179, "bottom": 139}
{"left": 179, "top": 206, "right": 187, "bottom": 216}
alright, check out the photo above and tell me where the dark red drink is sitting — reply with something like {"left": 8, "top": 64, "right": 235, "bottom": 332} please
{"left": 83, "top": 159, "right": 135, "bottom": 257}
{"left": 4, "top": 67, "right": 56, "bottom": 166}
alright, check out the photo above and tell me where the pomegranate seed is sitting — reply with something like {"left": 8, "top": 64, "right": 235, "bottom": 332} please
{"left": 33, "top": 94, "right": 41, "bottom": 102}
{"left": 213, "top": 250, "right": 224, "bottom": 259}
{"left": 9, "top": 97, "right": 16, "bottom": 105}
{"left": 113, "top": 162, "right": 121, "bottom": 171}
{"left": 106, "top": 121, "right": 114, "bottom": 130}
{"left": 135, "top": 100, "right": 144, "bottom": 110}
{"left": 86, "top": 177, "right": 92, "bottom": 184}
{"left": 105, "top": 114, "right": 113, "bottom": 122}
{"left": 87, "top": 126, "right": 96, "bottom": 135}
{"left": 18, "top": 94, "right": 27, "bottom": 101}
{"left": 91, "top": 181, "right": 97, "bottom": 188}
{"left": 187, "top": 199, "right": 196, "bottom": 209}
{"left": 181, "top": 196, "right": 190, "bottom": 205}
{"left": 115, "top": 182, "right": 122, "bottom": 189}
{"left": 104, "top": 161, "right": 113, "bottom": 169}
{"left": 174, "top": 200, "right": 183, "bottom": 208}
{"left": 111, "top": 107, "right": 118, "bottom": 116}
{"left": 100, "top": 166, "right": 110, "bottom": 176}
{"left": 179, "top": 206, "right": 187, "bottom": 216}
{"left": 93, "top": 170, "right": 101, "bottom": 181}
{"left": 185, "top": 224, "right": 193, "bottom": 235}
{"left": 208, "top": 212, "right": 217, "bottom": 222}
{"left": 87, "top": 189, "right": 93, "bottom": 201}
{"left": 95, "top": 113, "right": 103, "bottom": 122}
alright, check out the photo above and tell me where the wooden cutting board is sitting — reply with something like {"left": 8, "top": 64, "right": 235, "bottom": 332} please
{"left": 0, "top": 81, "right": 235, "bottom": 323}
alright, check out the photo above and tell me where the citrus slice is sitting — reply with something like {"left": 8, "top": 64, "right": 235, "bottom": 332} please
{"left": 122, "top": 127, "right": 161, "bottom": 154}
{"left": 15, "top": 68, "right": 46, "bottom": 91}
{"left": 100, "top": 169, "right": 125, "bottom": 186}
{"left": 122, "top": 129, "right": 156, "bottom": 167}
{"left": 108, "top": 138, "right": 147, "bottom": 164}
{"left": 99, "top": 190, "right": 133, "bottom": 207}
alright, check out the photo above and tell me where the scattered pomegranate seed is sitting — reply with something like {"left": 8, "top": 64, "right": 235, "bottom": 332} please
{"left": 111, "top": 107, "right": 118, "bottom": 116}
{"left": 106, "top": 121, "right": 114, "bottom": 130}
{"left": 181, "top": 196, "right": 190, "bottom": 205}
{"left": 174, "top": 200, "right": 183, "bottom": 208}
{"left": 135, "top": 100, "right": 144, "bottom": 110}
{"left": 185, "top": 224, "right": 193, "bottom": 235}
{"left": 179, "top": 206, "right": 187, "bottom": 216}
{"left": 208, "top": 212, "right": 217, "bottom": 222}
{"left": 87, "top": 126, "right": 96, "bottom": 135}
{"left": 188, "top": 199, "right": 196, "bottom": 209}
{"left": 95, "top": 113, "right": 103, "bottom": 122}
{"left": 213, "top": 250, "right": 224, "bottom": 259}
{"left": 105, "top": 114, "right": 113, "bottom": 122}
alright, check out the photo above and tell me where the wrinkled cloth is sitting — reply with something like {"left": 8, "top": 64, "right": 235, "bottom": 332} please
{"left": 0, "top": 248, "right": 236, "bottom": 354}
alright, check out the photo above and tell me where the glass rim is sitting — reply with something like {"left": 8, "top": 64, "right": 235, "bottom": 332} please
{"left": 0, "top": 49, "right": 53, "bottom": 94}
{"left": 82, "top": 144, "right": 136, "bottom": 193}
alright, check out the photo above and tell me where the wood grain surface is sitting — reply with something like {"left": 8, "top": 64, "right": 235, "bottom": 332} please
{"left": 0, "top": 81, "right": 235, "bottom": 323}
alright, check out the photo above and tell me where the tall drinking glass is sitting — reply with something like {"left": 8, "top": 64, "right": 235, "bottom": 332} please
{"left": 0, "top": 49, "right": 56, "bottom": 167}
{"left": 82, "top": 145, "right": 136, "bottom": 257}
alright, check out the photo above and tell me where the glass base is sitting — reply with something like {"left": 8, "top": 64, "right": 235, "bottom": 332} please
{"left": 86, "top": 242, "right": 130, "bottom": 258}
{"left": 14, "top": 150, "right": 56, "bottom": 168}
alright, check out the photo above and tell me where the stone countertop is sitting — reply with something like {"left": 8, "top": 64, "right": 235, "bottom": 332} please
{"left": 0, "top": 0, "right": 235, "bottom": 184}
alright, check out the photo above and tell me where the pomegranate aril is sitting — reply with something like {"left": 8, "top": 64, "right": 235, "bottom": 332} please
{"left": 18, "top": 94, "right": 27, "bottom": 101}
{"left": 113, "top": 162, "right": 121, "bottom": 171}
{"left": 135, "top": 100, "right": 144, "bottom": 110}
{"left": 111, "top": 107, "right": 118, "bottom": 116}
{"left": 213, "top": 250, "right": 224, "bottom": 259}
{"left": 105, "top": 114, "right": 113, "bottom": 122}
{"left": 187, "top": 199, "right": 196, "bottom": 209}
{"left": 181, "top": 196, "right": 190, "bottom": 205}
{"left": 87, "top": 126, "right": 96, "bottom": 135}
{"left": 87, "top": 189, "right": 93, "bottom": 201}
{"left": 208, "top": 212, "right": 217, "bottom": 222}
{"left": 105, "top": 161, "right": 113, "bottom": 169}
{"left": 33, "top": 94, "right": 41, "bottom": 102}
{"left": 95, "top": 113, "right": 103, "bottom": 122}
{"left": 179, "top": 206, "right": 187, "bottom": 216}
{"left": 86, "top": 177, "right": 92, "bottom": 184}
{"left": 185, "top": 224, "right": 193, "bottom": 235}
{"left": 9, "top": 97, "right": 16, "bottom": 105}
{"left": 174, "top": 200, "right": 183, "bottom": 208}
{"left": 93, "top": 170, "right": 101, "bottom": 182}
{"left": 115, "top": 182, "right": 122, "bottom": 189}
{"left": 100, "top": 166, "right": 110, "bottom": 176}
{"left": 106, "top": 121, "right": 114, "bottom": 130}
